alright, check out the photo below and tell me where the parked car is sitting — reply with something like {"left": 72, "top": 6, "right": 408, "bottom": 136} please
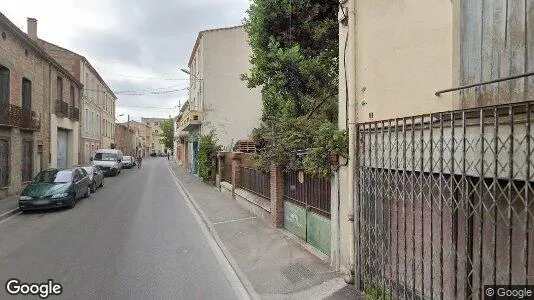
{"left": 19, "top": 167, "right": 91, "bottom": 211}
{"left": 150, "top": 152, "right": 157, "bottom": 157}
{"left": 77, "top": 165, "right": 104, "bottom": 193}
{"left": 92, "top": 149, "right": 123, "bottom": 176}
{"left": 122, "top": 156, "right": 135, "bottom": 168}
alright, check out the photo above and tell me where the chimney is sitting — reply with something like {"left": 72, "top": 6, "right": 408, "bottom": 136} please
{"left": 27, "top": 18, "right": 37, "bottom": 40}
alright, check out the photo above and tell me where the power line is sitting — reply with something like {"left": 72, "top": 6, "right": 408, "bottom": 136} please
{"left": 106, "top": 74, "right": 189, "bottom": 81}
{"left": 116, "top": 105, "right": 178, "bottom": 109}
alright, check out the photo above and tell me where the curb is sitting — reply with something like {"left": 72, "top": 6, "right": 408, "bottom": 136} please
{"left": 168, "top": 164, "right": 262, "bottom": 300}
{"left": 0, "top": 207, "right": 20, "bottom": 223}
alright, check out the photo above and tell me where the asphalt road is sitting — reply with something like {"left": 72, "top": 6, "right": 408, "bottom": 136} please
{"left": 0, "top": 157, "right": 240, "bottom": 300}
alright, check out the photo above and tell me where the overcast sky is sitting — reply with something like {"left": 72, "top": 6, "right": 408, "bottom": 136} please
{"left": 1, "top": 0, "right": 249, "bottom": 123}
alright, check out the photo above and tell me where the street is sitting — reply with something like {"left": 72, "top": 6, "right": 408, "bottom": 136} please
{"left": 0, "top": 158, "right": 240, "bottom": 299}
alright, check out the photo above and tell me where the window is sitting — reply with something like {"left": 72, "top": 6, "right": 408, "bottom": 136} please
{"left": 0, "top": 65, "right": 9, "bottom": 102}
{"left": 155, "top": 130, "right": 158, "bottom": 134}
{"left": 155, "top": 122, "right": 158, "bottom": 126}
{"left": 85, "top": 109, "right": 89, "bottom": 132}
{"left": 22, "top": 78, "right": 31, "bottom": 109}
{"left": 97, "top": 114, "right": 100, "bottom": 135}
{"left": 70, "top": 86, "right": 75, "bottom": 106}
{"left": 21, "top": 141, "right": 32, "bottom": 182}
{"left": 0, "top": 139, "right": 8, "bottom": 188}
{"left": 56, "top": 77, "right": 63, "bottom": 101}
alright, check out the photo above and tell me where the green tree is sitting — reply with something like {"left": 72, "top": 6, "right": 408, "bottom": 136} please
{"left": 243, "top": 0, "right": 346, "bottom": 177}
{"left": 242, "top": 0, "right": 339, "bottom": 121}
{"left": 159, "top": 119, "right": 174, "bottom": 150}
{"left": 198, "top": 131, "right": 222, "bottom": 181}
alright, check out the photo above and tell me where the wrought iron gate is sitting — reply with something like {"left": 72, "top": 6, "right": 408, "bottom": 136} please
{"left": 355, "top": 101, "right": 534, "bottom": 299}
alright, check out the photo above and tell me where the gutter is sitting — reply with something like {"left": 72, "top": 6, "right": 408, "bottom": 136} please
{"left": 345, "top": 0, "right": 357, "bottom": 286}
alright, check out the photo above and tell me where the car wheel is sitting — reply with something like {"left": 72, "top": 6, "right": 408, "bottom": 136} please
{"left": 84, "top": 187, "right": 90, "bottom": 198}
{"left": 90, "top": 182, "right": 96, "bottom": 193}
{"left": 99, "top": 179, "right": 104, "bottom": 187}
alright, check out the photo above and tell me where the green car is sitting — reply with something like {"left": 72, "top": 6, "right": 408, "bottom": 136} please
{"left": 19, "top": 167, "right": 91, "bottom": 212}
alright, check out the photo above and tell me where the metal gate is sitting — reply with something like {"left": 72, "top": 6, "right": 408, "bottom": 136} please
{"left": 284, "top": 170, "right": 331, "bottom": 255}
{"left": 355, "top": 101, "right": 534, "bottom": 299}
{"left": 57, "top": 129, "right": 68, "bottom": 169}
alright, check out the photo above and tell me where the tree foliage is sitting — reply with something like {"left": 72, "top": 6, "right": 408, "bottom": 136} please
{"left": 159, "top": 119, "right": 174, "bottom": 150}
{"left": 198, "top": 131, "right": 222, "bottom": 181}
{"left": 243, "top": 0, "right": 346, "bottom": 177}
{"left": 252, "top": 117, "right": 348, "bottom": 177}
{"left": 242, "top": 0, "right": 339, "bottom": 121}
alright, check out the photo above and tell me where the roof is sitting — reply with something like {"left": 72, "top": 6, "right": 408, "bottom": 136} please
{"left": 0, "top": 12, "right": 83, "bottom": 87}
{"left": 188, "top": 25, "right": 244, "bottom": 67}
{"left": 39, "top": 39, "right": 117, "bottom": 99}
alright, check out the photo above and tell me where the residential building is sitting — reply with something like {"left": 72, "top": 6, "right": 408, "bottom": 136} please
{"left": 337, "top": 0, "right": 534, "bottom": 296}
{"left": 115, "top": 123, "right": 136, "bottom": 157}
{"left": 0, "top": 13, "right": 83, "bottom": 198}
{"left": 35, "top": 20, "right": 117, "bottom": 163}
{"left": 176, "top": 26, "right": 262, "bottom": 173}
{"left": 127, "top": 120, "right": 152, "bottom": 157}
{"left": 141, "top": 117, "right": 167, "bottom": 155}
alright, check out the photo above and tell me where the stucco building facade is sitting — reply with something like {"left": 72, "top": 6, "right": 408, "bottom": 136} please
{"left": 176, "top": 26, "right": 262, "bottom": 173}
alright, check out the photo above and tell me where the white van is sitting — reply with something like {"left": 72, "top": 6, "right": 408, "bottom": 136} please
{"left": 92, "top": 149, "right": 123, "bottom": 176}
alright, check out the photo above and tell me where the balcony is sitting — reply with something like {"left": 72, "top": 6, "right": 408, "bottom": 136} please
{"left": 69, "top": 106, "right": 80, "bottom": 121}
{"left": 0, "top": 102, "right": 40, "bottom": 131}
{"left": 55, "top": 100, "right": 69, "bottom": 117}
{"left": 178, "top": 109, "right": 202, "bottom": 132}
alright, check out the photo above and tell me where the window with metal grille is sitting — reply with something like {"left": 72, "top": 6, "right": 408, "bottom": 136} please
{"left": 0, "top": 140, "right": 8, "bottom": 188}
{"left": 21, "top": 141, "right": 32, "bottom": 182}
{"left": 22, "top": 78, "right": 31, "bottom": 109}
{"left": 0, "top": 65, "right": 9, "bottom": 102}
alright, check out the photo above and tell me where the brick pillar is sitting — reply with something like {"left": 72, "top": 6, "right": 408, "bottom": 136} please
{"left": 211, "top": 154, "right": 217, "bottom": 184}
{"left": 231, "top": 152, "right": 243, "bottom": 199}
{"left": 216, "top": 152, "right": 225, "bottom": 189}
{"left": 270, "top": 163, "right": 284, "bottom": 228}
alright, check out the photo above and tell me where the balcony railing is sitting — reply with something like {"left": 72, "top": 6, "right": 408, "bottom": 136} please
{"left": 55, "top": 100, "right": 69, "bottom": 117}
{"left": 0, "top": 102, "right": 40, "bottom": 130}
{"left": 178, "top": 109, "right": 203, "bottom": 132}
{"left": 69, "top": 106, "right": 80, "bottom": 121}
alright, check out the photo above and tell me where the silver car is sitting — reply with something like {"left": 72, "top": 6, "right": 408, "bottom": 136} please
{"left": 122, "top": 156, "right": 135, "bottom": 168}
{"left": 78, "top": 165, "right": 104, "bottom": 193}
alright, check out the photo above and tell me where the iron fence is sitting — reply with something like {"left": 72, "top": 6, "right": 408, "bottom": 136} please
{"left": 55, "top": 100, "right": 68, "bottom": 117}
{"left": 239, "top": 167, "right": 270, "bottom": 199}
{"left": 0, "top": 102, "right": 40, "bottom": 130}
{"left": 284, "top": 170, "right": 331, "bottom": 218}
{"left": 355, "top": 101, "right": 534, "bottom": 299}
{"left": 69, "top": 106, "right": 80, "bottom": 121}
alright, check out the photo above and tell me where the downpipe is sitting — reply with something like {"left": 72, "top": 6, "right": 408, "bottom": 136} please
{"left": 344, "top": 0, "right": 357, "bottom": 285}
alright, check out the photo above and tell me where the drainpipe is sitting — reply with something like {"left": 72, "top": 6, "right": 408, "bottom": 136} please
{"left": 48, "top": 63, "right": 53, "bottom": 168}
{"left": 345, "top": 0, "right": 357, "bottom": 285}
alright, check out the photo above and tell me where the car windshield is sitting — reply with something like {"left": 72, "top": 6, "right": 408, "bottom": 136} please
{"left": 94, "top": 153, "right": 118, "bottom": 161}
{"left": 33, "top": 170, "right": 72, "bottom": 184}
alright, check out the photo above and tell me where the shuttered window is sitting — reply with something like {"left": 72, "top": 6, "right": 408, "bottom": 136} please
{"left": 21, "top": 141, "right": 32, "bottom": 183}
{"left": 0, "top": 66, "right": 9, "bottom": 102}
{"left": 0, "top": 140, "right": 8, "bottom": 188}
{"left": 22, "top": 78, "right": 31, "bottom": 109}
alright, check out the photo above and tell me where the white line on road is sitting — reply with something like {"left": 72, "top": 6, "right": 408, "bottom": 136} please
{"left": 0, "top": 208, "right": 18, "bottom": 218}
{"left": 0, "top": 211, "right": 22, "bottom": 225}
{"left": 212, "top": 216, "right": 256, "bottom": 225}
{"left": 166, "top": 164, "right": 253, "bottom": 300}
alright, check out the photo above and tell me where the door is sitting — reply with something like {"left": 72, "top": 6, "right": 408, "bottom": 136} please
{"left": 57, "top": 129, "right": 68, "bottom": 168}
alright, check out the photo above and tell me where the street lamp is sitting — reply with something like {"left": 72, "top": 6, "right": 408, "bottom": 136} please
{"left": 180, "top": 68, "right": 202, "bottom": 81}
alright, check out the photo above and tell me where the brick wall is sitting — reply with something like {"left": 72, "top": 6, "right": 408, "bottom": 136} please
{"left": 0, "top": 22, "right": 52, "bottom": 197}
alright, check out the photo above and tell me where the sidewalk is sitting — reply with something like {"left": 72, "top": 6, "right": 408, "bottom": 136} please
{"left": 168, "top": 162, "right": 361, "bottom": 299}
{"left": 0, "top": 195, "right": 19, "bottom": 222}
